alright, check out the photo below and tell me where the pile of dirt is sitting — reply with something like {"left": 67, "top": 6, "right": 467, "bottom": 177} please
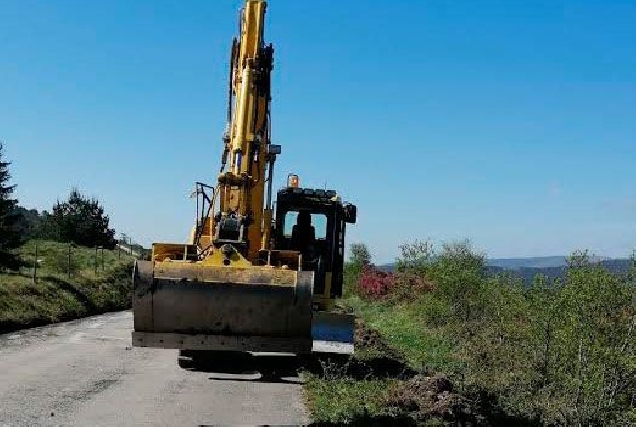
{"left": 348, "top": 319, "right": 416, "bottom": 380}
{"left": 387, "top": 374, "right": 485, "bottom": 425}
{"left": 354, "top": 318, "right": 405, "bottom": 361}
{"left": 354, "top": 318, "right": 383, "bottom": 349}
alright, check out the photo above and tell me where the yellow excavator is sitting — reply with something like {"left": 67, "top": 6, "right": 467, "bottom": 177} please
{"left": 131, "top": 0, "right": 357, "bottom": 358}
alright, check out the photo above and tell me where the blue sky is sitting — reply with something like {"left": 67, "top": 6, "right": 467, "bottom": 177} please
{"left": 1, "top": 0, "right": 635, "bottom": 263}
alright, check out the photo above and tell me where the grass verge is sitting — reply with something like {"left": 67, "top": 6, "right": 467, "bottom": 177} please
{"left": 303, "top": 297, "right": 506, "bottom": 425}
{"left": 0, "top": 240, "right": 134, "bottom": 333}
{"left": 302, "top": 299, "right": 447, "bottom": 425}
{"left": 347, "top": 296, "right": 457, "bottom": 372}
{"left": 305, "top": 375, "right": 395, "bottom": 425}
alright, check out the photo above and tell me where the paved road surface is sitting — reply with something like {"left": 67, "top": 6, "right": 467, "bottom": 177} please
{"left": 0, "top": 311, "right": 310, "bottom": 426}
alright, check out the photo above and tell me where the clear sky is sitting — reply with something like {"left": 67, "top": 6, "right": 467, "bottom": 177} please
{"left": 2, "top": 0, "right": 635, "bottom": 263}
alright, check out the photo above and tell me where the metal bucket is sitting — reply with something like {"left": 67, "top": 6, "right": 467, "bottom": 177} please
{"left": 132, "top": 260, "right": 315, "bottom": 353}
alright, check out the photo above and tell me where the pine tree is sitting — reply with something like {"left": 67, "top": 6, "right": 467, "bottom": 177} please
{"left": 47, "top": 188, "right": 116, "bottom": 249}
{"left": 0, "top": 143, "right": 21, "bottom": 269}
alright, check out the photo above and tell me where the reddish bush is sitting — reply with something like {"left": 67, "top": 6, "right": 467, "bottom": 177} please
{"left": 357, "top": 266, "right": 436, "bottom": 300}
{"left": 357, "top": 265, "right": 395, "bottom": 299}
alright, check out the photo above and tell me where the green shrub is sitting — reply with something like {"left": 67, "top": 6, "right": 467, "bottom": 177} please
{"left": 341, "top": 241, "right": 636, "bottom": 425}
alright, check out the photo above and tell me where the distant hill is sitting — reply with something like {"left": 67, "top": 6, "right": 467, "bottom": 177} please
{"left": 486, "top": 255, "right": 610, "bottom": 270}
{"left": 487, "top": 259, "right": 633, "bottom": 285}
{"left": 379, "top": 256, "right": 633, "bottom": 285}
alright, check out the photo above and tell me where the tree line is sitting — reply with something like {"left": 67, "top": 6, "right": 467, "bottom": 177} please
{"left": 0, "top": 143, "right": 117, "bottom": 269}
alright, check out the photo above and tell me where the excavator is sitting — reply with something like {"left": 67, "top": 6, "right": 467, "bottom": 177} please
{"left": 131, "top": 0, "right": 357, "bottom": 360}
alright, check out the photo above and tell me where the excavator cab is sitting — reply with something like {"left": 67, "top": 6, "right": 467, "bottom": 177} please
{"left": 271, "top": 184, "right": 357, "bottom": 310}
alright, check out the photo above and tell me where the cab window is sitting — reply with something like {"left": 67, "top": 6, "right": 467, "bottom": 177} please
{"left": 283, "top": 211, "right": 327, "bottom": 239}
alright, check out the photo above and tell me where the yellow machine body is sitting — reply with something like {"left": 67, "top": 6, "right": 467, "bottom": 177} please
{"left": 131, "top": 0, "right": 356, "bottom": 355}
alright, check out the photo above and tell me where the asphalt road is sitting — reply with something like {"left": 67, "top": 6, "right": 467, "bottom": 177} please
{"left": 0, "top": 311, "right": 310, "bottom": 426}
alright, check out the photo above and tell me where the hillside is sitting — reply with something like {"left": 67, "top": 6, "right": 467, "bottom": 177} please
{"left": 0, "top": 240, "right": 135, "bottom": 333}
{"left": 307, "top": 243, "right": 636, "bottom": 425}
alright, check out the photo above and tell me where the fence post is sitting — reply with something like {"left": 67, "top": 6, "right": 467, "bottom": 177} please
{"left": 32, "top": 242, "right": 38, "bottom": 284}
{"left": 95, "top": 245, "right": 98, "bottom": 275}
{"left": 68, "top": 243, "right": 72, "bottom": 279}
{"left": 101, "top": 247, "right": 104, "bottom": 271}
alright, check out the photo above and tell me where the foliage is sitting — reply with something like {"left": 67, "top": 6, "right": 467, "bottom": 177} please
{"left": 332, "top": 240, "right": 636, "bottom": 425}
{"left": 357, "top": 266, "right": 395, "bottom": 299}
{"left": 343, "top": 243, "right": 372, "bottom": 297}
{"left": 0, "top": 143, "right": 21, "bottom": 269}
{"left": 47, "top": 188, "right": 116, "bottom": 249}
{"left": 350, "top": 243, "right": 372, "bottom": 266}
{"left": 0, "top": 240, "right": 134, "bottom": 333}
{"left": 427, "top": 240, "right": 488, "bottom": 324}
{"left": 304, "top": 374, "right": 392, "bottom": 424}
{"left": 395, "top": 239, "right": 435, "bottom": 276}
{"left": 14, "top": 206, "right": 41, "bottom": 239}
{"left": 355, "top": 240, "right": 437, "bottom": 302}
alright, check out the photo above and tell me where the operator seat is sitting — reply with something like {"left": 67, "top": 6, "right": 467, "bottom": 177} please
{"left": 290, "top": 210, "right": 316, "bottom": 259}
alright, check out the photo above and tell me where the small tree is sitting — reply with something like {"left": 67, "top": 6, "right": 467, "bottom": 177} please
{"left": 350, "top": 243, "right": 371, "bottom": 267}
{"left": 396, "top": 239, "right": 435, "bottom": 275}
{"left": 429, "top": 239, "right": 487, "bottom": 323}
{"left": 46, "top": 188, "right": 116, "bottom": 249}
{"left": 0, "top": 143, "right": 21, "bottom": 269}
{"left": 343, "top": 243, "right": 372, "bottom": 296}
{"left": 14, "top": 206, "right": 46, "bottom": 240}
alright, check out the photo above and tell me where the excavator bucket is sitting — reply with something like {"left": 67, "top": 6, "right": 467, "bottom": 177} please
{"left": 131, "top": 260, "right": 319, "bottom": 354}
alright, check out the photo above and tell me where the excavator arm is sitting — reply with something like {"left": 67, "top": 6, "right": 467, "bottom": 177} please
{"left": 216, "top": 0, "right": 276, "bottom": 261}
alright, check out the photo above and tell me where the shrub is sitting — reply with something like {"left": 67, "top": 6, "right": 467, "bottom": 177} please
{"left": 343, "top": 243, "right": 372, "bottom": 297}
{"left": 391, "top": 270, "right": 436, "bottom": 303}
{"left": 357, "top": 266, "right": 395, "bottom": 299}
{"left": 428, "top": 240, "right": 488, "bottom": 324}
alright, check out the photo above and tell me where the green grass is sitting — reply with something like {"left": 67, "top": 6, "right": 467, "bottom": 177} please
{"left": 303, "top": 296, "right": 465, "bottom": 424}
{"left": 346, "top": 295, "right": 457, "bottom": 372}
{"left": 302, "top": 297, "right": 445, "bottom": 424}
{"left": 304, "top": 374, "right": 393, "bottom": 424}
{"left": 0, "top": 240, "right": 134, "bottom": 333}
{"left": 19, "top": 239, "right": 133, "bottom": 278}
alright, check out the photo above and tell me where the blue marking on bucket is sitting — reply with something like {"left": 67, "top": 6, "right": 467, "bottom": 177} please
{"left": 311, "top": 322, "right": 354, "bottom": 343}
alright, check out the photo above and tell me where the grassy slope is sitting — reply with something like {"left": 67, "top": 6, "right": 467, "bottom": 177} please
{"left": 304, "top": 297, "right": 450, "bottom": 425}
{"left": 0, "top": 240, "right": 134, "bottom": 333}
{"left": 306, "top": 259, "right": 636, "bottom": 425}
{"left": 348, "top": 296, "right": 455, "bottom": 371}
{"left": 305, "top": 376, "right": 393, "bottom": 425}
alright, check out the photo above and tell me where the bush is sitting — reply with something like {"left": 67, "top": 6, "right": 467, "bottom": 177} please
{"left": 391, "top": 270, "right": 436, "bottom": 303}
{"left": 357, "top": 266, "right": 395, "bottom": 299}
{"left": 428, "top": 240, "right": 487, "bottom": 324}
{"left": 46, "top": 188, "right": 116, "bottom": 249}
{"left": 343, "top": 243, "right": 372, "bottom": 297}
{"left": 346, "top": 240, "right": 636, "bottom": 425}
{"left": 456, "top": 251, "right": 636, "bottom": 425}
